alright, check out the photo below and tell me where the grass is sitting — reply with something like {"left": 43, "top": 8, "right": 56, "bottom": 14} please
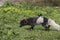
{"left": 0, "top": 3, "right": 60, "bottom": 40}
{"left": 1, "top": 25, "right": 60, "bottom": 40}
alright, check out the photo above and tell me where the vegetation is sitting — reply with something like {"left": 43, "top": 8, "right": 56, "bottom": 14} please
{"left": 0, "top": 3, "right": 60, "bottom": 40}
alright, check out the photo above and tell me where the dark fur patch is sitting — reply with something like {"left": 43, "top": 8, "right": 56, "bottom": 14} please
{"left": 20, "top": 17, "right": 38, "bottom": 27}
{"left": 42, "top": 17, "right": 48, "bottom": 26}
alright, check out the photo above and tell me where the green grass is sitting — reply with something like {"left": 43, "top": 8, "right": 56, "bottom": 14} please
{"left": 0, "top": 3, "right": 60, "bottom": 40}
{"left": 1, "top": 25, "right": 60, "bottom": 40}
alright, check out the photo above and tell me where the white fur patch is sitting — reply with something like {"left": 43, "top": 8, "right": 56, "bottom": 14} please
{"left": 36, "top": 16, "right": 43, "bottom": 24}
{"left": 48, "top": 19, "right": 60, "bottom": 30}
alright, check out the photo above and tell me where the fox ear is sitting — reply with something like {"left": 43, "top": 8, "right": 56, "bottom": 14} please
{"left": 38, "top": 14, "right": 42, "bottom": 16}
